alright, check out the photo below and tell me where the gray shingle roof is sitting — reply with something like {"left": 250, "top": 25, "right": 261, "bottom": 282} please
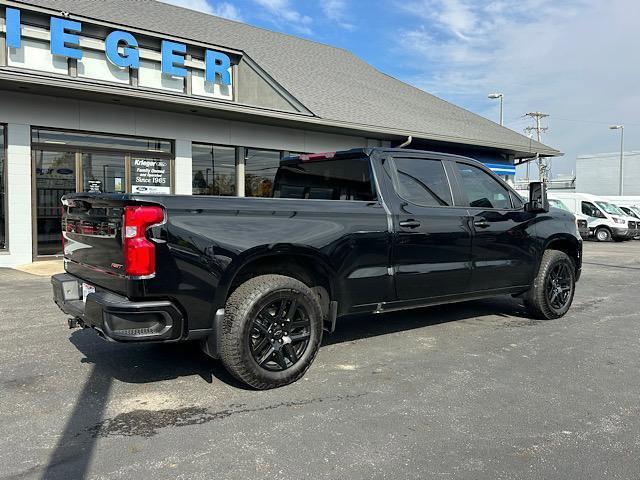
{"left": 12, "top": 0, "right": 558, "bottom": 156}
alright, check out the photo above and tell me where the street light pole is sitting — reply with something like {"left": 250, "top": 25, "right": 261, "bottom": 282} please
{"left": 609, "top": 125, "right": 625, "bottom": 195}
{"left": 488, "top": 93, "right": 504, "bottom": 126}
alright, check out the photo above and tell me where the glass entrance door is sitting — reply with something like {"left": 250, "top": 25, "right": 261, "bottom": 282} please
{"left": 33, "top": 150, "right": 77, "bottom": 256}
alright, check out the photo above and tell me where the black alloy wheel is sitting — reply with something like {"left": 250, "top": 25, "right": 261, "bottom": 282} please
{"left": 544, "top": 262, "right": 573, "bottom": 312}
{"left": 249, "top": 296, "right": 311, "bottom": 371}
{"left": 218, "top": 274, "right": 323, "bottom": 389}
{"left": 524, "top": 249, "right": 576, "bottom": 320}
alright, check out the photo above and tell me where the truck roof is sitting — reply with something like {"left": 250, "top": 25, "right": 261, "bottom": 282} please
{"left": 283, "top": 147, "right": 480, "bottom": 164}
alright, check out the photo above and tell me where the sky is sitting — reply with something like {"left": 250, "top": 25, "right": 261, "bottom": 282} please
{"left": 159, "top": 0, "right": 639, "bottom": 179}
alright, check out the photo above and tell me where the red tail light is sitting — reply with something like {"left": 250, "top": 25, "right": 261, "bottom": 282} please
{"left": 123, "top": 205, "right": 165, "bottom": 278}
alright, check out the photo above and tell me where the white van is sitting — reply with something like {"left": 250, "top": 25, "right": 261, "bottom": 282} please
{"left": 547, "top": 198, "right": 590, "bottom": 238}
{"left": 548, "top": 192, "right": 638, "bottom": 242}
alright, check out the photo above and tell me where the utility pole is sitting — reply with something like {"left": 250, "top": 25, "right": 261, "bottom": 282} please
{"left": 609, "top": 125, "right": 624, "bottom": 195}
{"left": 525, "top": 112, "right": 550, "bottom": 183}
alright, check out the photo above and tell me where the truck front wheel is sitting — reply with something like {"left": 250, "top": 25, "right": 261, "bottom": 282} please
{"left": 219, "top": 274, "right": 323, "bottom": 389}
{"left": 524, "top": 250, "right": 576, "bottom": 320}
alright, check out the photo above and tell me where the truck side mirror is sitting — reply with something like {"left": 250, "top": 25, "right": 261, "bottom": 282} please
{"left": 525, "top": 181, "right": 549, "bottom": 213}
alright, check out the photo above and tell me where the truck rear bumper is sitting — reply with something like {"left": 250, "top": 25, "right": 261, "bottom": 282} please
{"left": 52, "top": 273, "right": 183, "bottom": 342}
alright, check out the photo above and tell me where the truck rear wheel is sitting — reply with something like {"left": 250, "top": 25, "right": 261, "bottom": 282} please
{"left": 219, "top": 274, "right": 323, "bottom": 389}
{"left": 524, "top": 250, "right": 576, "bottom": 320}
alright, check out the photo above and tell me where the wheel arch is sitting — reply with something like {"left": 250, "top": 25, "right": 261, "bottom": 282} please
{"left": 541, "top": 234, "right": 582, "bottom": 276}
{"left": 213, "top": 245, "right": 338, "bottom": 318}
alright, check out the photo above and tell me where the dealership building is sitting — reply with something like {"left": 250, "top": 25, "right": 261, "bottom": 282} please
{"left": 0, "top": 0, "right": 555, "bottom": 267}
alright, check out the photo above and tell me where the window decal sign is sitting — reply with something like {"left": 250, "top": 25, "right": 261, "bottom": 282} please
{"left": 131, "top": 158, "right": 171, "bottom": 194}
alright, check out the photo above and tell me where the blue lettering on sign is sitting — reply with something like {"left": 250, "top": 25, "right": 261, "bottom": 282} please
{"left": 161, "top": 40, "right": 187, "bottom": 77}
{"left": 7, "top": 8, "right": 233, "bottom": 87}
{"left": 105, "top": 31, "right": 140, "bottom": 69}
{"left": 6, "top": 8, "right": 21, "bottom": 48}
{"left": 50, "top": 17, "right": 83, "bottom": 59}
{"left": 205, "top": 50, "right": 231, "bottom": 85}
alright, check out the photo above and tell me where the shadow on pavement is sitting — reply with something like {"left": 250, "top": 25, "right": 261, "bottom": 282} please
{"left": 36, "top": 296, "right": 527, "bottom": 478}
{"left": 39, "top": 366, "right": 111, "bottom": 480}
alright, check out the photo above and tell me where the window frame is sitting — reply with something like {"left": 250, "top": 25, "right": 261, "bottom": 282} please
{"left": 450, "top": 159, "right": 519, "bottom": 211}
{"left": 243, "top": 147, "right": 284, "bottom": 199}
{"left": 385, "top": 155, "right": 455, "bottom": 208}
{"left": 0, "top": 124, "right": 7, "bottom": 251}
{"left": 191, "top": 142, "right": 237, "bottom": 196}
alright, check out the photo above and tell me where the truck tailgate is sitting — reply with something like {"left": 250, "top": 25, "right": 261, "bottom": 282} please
{"left": 62, "top": 194, "right": 133, "bottom": 295}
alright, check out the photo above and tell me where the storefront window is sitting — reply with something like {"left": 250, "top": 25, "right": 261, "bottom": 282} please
{"left": 82, "top": 153, "right": 126, "bottom": 193}
{"left": 192, "top": 144, "right": 236, "bottom": 195}
{"left": 32, "top": 129, "right": 172, "bottom": 155}
{"left": 245, "top": 149, "right": 281, "bottom": 197}
{"left": 0, "top": 125, "right": 5, "bottom": 249}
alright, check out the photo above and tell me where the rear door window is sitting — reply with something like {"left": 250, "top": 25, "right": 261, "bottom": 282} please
{"left": 392, "top": 157, "right": 453, "bottom": 207}
{"left": 273, "top": 157, "right": 376, "bottom": 201}
{"left": 455, "top": 163, "right": 512, "bottom": 209}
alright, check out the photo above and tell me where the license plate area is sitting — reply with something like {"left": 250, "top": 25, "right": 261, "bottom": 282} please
{"left": 82, "top": 282, "right": 96, "bottom": 303}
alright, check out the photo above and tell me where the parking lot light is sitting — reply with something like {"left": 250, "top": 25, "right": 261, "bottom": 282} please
{"left": 488, "top": 93, "right": 504, "bottom": 125}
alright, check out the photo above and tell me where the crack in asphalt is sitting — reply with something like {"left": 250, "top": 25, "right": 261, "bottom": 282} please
{"left": 87, "top": 392, "right": 367, "bottom": 438}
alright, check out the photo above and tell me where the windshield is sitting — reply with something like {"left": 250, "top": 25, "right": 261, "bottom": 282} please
{"left": 624, "top": 206, "right": 640, "bottom": 218}
{"left": 631, "top": 206, "right": 640, "bottom": 218}
{"left": 549, "top": 198, "right": 570, "bottom": 212}
{"left": 596, "top": 201, "right": 625, "bottom": 216}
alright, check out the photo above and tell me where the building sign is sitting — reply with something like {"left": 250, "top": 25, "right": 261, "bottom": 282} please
{"left": 131, "top": 158, "right": 171, "bottom": 194}
{"left": 4, "top": 7, "right": 233, "bottom": 97}
{"left": 483, "top": 163, "right": 516, "bottom": 176}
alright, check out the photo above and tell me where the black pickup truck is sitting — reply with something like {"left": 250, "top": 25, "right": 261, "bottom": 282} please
{"left": 52, "top": 148, "right": 582, "bottom": 389}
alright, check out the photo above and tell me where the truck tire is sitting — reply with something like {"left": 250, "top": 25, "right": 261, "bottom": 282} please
{"left": 219, "top": 274, "right": 323, "bottom": 389}
{"left": 595, "top": 227, "right": 612, "bottom": 242}
{"left": 524, "top": 250, "right": 576, "bottom": 320}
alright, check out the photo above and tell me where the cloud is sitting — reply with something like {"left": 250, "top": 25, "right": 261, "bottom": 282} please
{"left": 212, "top": 2, "right": 244, "bottom": 20}
{"left": 253, "top": 0, "right": 313, "bottom": 34}
{"left": 320, "top": 0, "right": 355, "bottom": 30}
{"left": 158, "top": 0, "right": 244, "bottom": 21}
{"left": 395, "top": 0, "right": 640, "bottom": 177}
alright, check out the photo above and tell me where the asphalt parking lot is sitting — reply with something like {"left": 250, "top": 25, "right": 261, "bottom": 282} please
{"left": 1, "top": 241, "right": 640, "bottom": 480}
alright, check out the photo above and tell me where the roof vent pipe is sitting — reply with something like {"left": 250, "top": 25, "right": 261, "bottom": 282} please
{"left": 398, "top": 136, "right": 413, "bottom": 148}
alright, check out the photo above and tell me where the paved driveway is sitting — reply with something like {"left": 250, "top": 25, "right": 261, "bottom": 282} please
{"left": 1, "top": 242, "right": 639, "bottom": 479}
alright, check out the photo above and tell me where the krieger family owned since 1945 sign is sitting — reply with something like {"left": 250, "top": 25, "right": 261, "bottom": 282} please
{"left": 131, "top": 158, "right": 171, "bottom": 194}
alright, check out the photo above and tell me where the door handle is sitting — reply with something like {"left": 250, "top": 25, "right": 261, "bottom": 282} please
{"left": 473, "top": 218, "right": 490, "bottom": 229}
{"left": 399, "top": 219, "right": 421, "bottom": 229}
